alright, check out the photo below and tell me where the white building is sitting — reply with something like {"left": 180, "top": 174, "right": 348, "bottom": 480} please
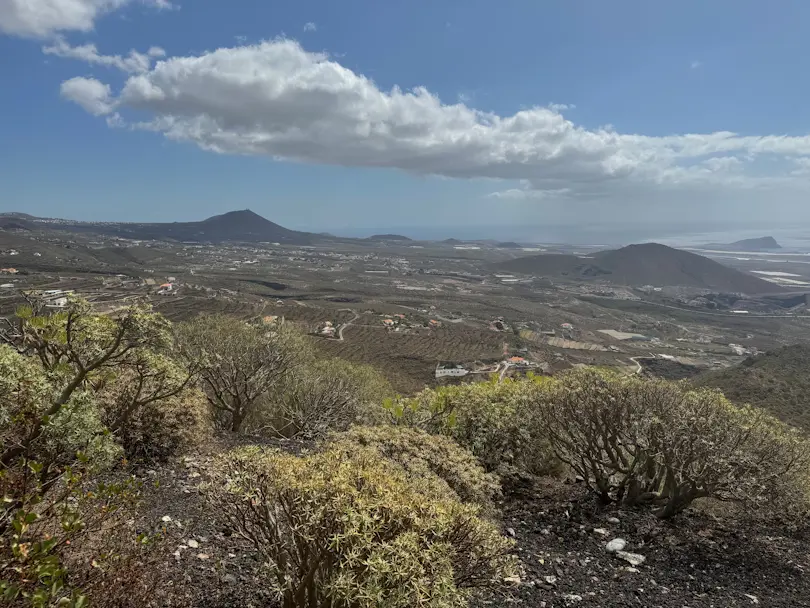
{"left": 435, "top": 365, "right": 469, "bottom": 379}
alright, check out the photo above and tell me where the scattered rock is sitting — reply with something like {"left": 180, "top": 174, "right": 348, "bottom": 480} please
{"left": 161, "top": 515, "right": 172, "bottom": 523}
{"left": 616, "top": 551, "right": 646, "bottom": 566}
{"left": 606, "top": 538, "right": 627, "bottom": 553}
{"left": 503, "top": 575, "right": 522, "bottom": 585}
{"left": 186, "top": 539, "right": 199, "bottom": 549}
{"left": 593, "top": 527, "right": 609, "bottom": 536}
{"left": 543, "top": 575, "right": 558, "bottom": 586}
{"left": 607, "top": 516, "right": 620, "bottom": 525}
{"left": 197, "top": 553, "right": 210, "bottom": 560}
{"left": 506, "top": 527, "right": 516, "bottom": 538}
{"left": 562, "top": 594, "right": 583, "bottom": 604}
{"left": 744, "top": 594, "right": 760, "bottom": 604}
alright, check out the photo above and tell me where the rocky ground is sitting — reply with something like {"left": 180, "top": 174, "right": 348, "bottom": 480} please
{"left": 476, "top": 480, "right": 810, "bottom": 608}
{"left": 128, "top": 441, "right": 810, "bottom": 608}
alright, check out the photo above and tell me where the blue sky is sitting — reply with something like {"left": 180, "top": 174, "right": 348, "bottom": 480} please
{"left": 2, "top": 0, "right": 810, "bottom": 239}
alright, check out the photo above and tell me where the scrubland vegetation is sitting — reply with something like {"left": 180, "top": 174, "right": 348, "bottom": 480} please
{"left": 2, "top": 297, "right": 809, "bottom": 606}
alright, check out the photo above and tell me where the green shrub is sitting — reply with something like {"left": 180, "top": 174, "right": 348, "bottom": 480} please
{"left": 537, "top": 368, "right": 810, "bottom": 518}
{"left": 0, "top": 297, "right": 203, "bottom": 603}
{"left": 383, "top": 376, "right": 559, "bottom": 480}
{"left": 210, "top": 446, "right": 516, "bottom": 608}
{"left": 328, "top": 425, "right": 501, "bottom": 512}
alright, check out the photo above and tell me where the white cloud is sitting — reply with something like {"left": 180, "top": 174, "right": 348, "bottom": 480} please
{"left": 690, "top": 60, "right": 703, "bottom": 69}
{"left": 0, "top": 0, "right": 171, "bottom": 39}
{"left": 60, "top": 76, "right": 113, "bottom": 114}
{"left": 43, "top": 37, "right": 165, "bottom": 72}
{"left": 303, "top": 21, "right": 316, "bottom": 32}
{"left": 60, "top": 39, "right": 810, "bottom": 202}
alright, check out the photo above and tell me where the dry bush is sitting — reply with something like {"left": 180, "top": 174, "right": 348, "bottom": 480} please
{"left": 537, "top": 368, "right": 810, "bottom": 518}
{"left": 384, "top": 376, "right": 560, "bottom": 480}
{"left": 177, "top": 315, "right": 296, "bottom": 432}
{"left": 327, "top": 425, "right": 501, "bottom": 512}
{"left": 247, "top": 357, "right": 393, "bottom": 439}
{"left": 209, "top": 446, "right": 515, "bottom": 608}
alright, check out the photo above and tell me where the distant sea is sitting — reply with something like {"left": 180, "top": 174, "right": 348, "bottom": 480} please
{"left": 344, "top": 223, "right": 810, "bottom": 250}
{"left": 641, "top": 228, "right": 810, "bottom": 251}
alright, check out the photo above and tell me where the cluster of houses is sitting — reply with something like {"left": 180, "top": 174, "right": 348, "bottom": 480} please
{"left": 318, "top": 321, "right": 336, "bottom": 337}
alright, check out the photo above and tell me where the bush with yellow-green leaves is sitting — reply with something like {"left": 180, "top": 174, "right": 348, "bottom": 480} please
{"left": 209, "top": 445, "right": 516, "bottom": 608}
{"left": 327, "top": 425, "right": 501, "bottom": 512}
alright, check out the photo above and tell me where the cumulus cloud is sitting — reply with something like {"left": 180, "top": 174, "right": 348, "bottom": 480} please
{"left": 60, "top": 76, "right": 113, "bottom": 115}
{"left": 303, "top": 21, "right": 317, "bottom": 32}
{"left": 43, "top": 37, "right": 165, "bottom": 72}
{"left": 59, "top": 39, "right": 810, "bottom": 201}
{"left": 0, "top": 0, "right": 171, "bottom": 38}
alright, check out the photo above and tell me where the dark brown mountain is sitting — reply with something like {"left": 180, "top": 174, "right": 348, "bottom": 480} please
{"left": 694, "top": 345, "right": 810, "bottom": 432}
{"left": 495, "top": 243, "right": 784, "bottom": 294}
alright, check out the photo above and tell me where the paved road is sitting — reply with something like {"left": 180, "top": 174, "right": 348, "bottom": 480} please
{"left": 337, "top": 311, "right": 360, "bottom": 341}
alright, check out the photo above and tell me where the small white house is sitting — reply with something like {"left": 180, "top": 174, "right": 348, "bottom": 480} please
{"left": 435, "top": 365, "right": 469, "bottom": 379}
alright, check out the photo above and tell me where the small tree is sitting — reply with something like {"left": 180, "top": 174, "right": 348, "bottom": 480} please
{"left": 0, "top": 296, "right": 198, "bottom": 603}
{"left": 537, "top": 369, "right": 810, "bottom": 518}
{"left": 178, "top": 315, "right": 293, "bottom": 432}
{"left": 209, "top": 446, "right": 515, "bottom": 608}
{"left": 0, "top": 296, "right": 174, "bottom": 471}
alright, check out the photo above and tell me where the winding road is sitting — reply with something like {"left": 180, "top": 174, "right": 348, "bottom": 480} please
{"left": 337, "top": 311, "right": 360, "bottom": 341}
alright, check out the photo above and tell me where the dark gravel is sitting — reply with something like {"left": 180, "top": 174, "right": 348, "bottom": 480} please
{"left": 475, "top": 479, "right": 810, "bottom": 608}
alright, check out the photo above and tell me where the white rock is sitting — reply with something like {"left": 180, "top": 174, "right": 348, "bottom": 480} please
{"left": 503, "top": 575, "right": 521, "bottom": 585}
{"left": 616, "top": 550, "right": 646, "bottom": 566}
{"left": 562, "top": 594, "right": 583, "bottom": 604}
{"left": 744, "top": 594, "right": 759, "bottom": 605}
{"left": 506, "top": 527, "right": 516, "bottom": 538}
{"left": 161, "top": 515, "right": 172, "bottom": 523}
{"left": 593, "top": 527, "right": 609, "bottom": 536}
{"left": 543, "top": 575, "right": 558, "bottom": 586}
{"left": 607, "top": 516, "right": 620, "bottom": 525}
{"left": 197, "top": 553, "right": 210, "bottom": 560}
{"left": 186, "top": 539, "right": 199, "bottom": 549}
{"left": 605, "top": 538, "right": 627, "bottom": 553}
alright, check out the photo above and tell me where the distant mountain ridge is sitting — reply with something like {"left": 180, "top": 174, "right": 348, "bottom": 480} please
{"left": 368, "top": 234, "right": 412, "bottom": 242}
{"left": 495, "top": 242, "right": 784, "bottom": 294}
{"left": 1, "top": 210, "right": 313, "bottom": 245}
{"left": 705, "top": 236, "right": 782, "bottom": 251}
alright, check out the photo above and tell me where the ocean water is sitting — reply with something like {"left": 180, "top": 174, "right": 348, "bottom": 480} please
{"left": 647, "top": 228, "right": 810, "bottom": 250}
